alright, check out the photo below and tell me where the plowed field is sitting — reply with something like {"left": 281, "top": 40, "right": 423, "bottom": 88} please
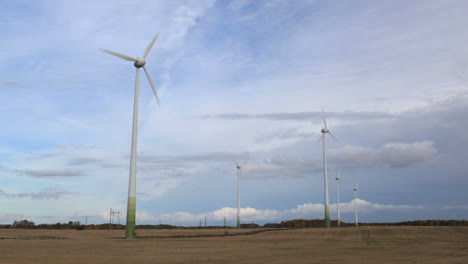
{"left": 1, "top": 226, "right": 467, "bottom": 263}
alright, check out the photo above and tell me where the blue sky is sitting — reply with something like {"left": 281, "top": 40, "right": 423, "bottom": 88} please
{"left": 1, "top": 0, "right": 468, "bottom": 226}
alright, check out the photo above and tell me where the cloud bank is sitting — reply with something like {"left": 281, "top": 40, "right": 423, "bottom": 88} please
{"left": 0, "top": 187, "right": 77, "bottom": 200}
{"left": 134, "top": 199, "right": 426, "bottom": 225}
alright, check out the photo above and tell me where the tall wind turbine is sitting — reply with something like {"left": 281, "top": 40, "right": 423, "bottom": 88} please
{"left": 100, "top": 34, "right": 160, "bottom": 239}
{"left": 233, "top": 160, "right": 247, "bottom": 229}
{"left": 318, "top": 107, "right": 337, "bottom": 228}
{"left": 335, "top": 170, "right": 341, "bottom": 227}
{"left": 353, "top": 184, "right": 359, "bottom": 227}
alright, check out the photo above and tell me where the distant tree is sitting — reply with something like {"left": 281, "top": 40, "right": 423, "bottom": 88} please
{"left": 12, "top": 219, "right": 35, "bottom": 228}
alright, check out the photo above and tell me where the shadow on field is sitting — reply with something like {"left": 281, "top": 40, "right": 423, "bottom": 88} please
{"left": 0, "top": 236, "right": 67, "bottom": 240}
{"left": 110, "top": 228, "right": 290, "bottom": 239}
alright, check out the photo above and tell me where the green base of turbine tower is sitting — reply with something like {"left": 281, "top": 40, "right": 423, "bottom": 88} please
{"left": 237, "top": 216, "right": 241, "bottom": 229}
{"left": 125, "top": 197, "right": 136, "bottom": 239}
{"left": 324, "top": 205, "right": 331, "bottom": 228}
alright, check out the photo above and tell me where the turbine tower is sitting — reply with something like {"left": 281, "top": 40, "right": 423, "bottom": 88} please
{"left": 318, "top": 106, "right": 337, "bottom": 228}
{"left": 353, "top": 184, "right": 359, "bottom": 227}
{"left": 100, "top": 34, "right": 160, "bottom": 239}
{"left": 233, "top": 160, "right": 247, "bottom": 229}
{"left": 335, "top": 170, "right": 341, "bottom": 227}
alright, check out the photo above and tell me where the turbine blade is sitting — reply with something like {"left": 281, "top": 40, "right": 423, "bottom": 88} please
{"left": 317, "top": 134, "right": 324, "bottom": 143}
{"left": 242, "top": 158, "right": 249, "bottom": 166}
{"left": 328, "top": 131, "right": 338, "bottom": 141}
{"left": 232, "top": 160, "right": 240, "bottom": 167}
{"left": 143, "top": 33, "right": 159, "bottom": 58}
{"left": 143, "top": 66, "right": 160, "bottom": 105}
{"left": 321, "top": 106, "right": 328, "bottom": 128}
{"left": 99, "top": 48, "right": 137, "bottom": 61}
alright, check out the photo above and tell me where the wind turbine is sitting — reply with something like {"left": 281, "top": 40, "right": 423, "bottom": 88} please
{"left": 233, "top": 160, "right": 248, "bottom": 229}
{"left": 353, "top": 184, "right": 359, "bottom": 227}
{"left": 335, "top": 170, "right": 341, "bottom": 227}
{"left": 318, "top": 106, "right": 337, "bottom": 228}
{"left": 100, "top": 34, "right": 160, "bottom": 239}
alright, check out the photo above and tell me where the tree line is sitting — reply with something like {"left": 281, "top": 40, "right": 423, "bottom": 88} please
{"left": 1, "top": 218, "right": 467, "bottom": 229}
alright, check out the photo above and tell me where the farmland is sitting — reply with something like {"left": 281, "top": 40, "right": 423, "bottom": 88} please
{"left": 1, "top": 226, "right": 467, "bottom": 263}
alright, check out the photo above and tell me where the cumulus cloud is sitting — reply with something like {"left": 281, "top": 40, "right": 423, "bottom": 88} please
{"left": 21, "top": 169, "right": 85, "bottom": 177}
{"left": 131, "top": 199, "right": 425, "bottom": 225}
{"left": 338, "top": 199, "right": 425, "bottom": 213}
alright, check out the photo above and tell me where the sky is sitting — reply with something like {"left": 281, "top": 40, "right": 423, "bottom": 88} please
{"left": 1, "top": 0, "right": 468, "bottom": 226}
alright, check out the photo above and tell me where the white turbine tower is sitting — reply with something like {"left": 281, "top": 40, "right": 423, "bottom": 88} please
{"left": 318, "top": 106, "right": 337, "bottom": 228}
{"left": 100, "top": 34, "right": 160, "bottom": 239}
{"left": 335, "top": 170, "right": 341, "bottom": 227}
{"left": 233, "top": 160, "right": 247, "bottom": 229}
{"left": 353, "top": 184, "right": 359, "bottom": 227}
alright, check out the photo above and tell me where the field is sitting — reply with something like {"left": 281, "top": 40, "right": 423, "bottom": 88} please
{"left": 1, "top": 226, "right": 467, "bottom": 263}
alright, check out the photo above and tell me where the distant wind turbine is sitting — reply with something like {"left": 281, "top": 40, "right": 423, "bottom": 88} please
{"left": 100, "top": 34, "right": 160, "bottom": 239}
{"left": 233, "top": 160, "right": 248, "bottom": 229}
{"left": 353, "top": 184, "right": 359, "bottom": 227}
{"left": 318, "top": 106, "right": 337, "bottom": 228}
{"left": 335, "top": 170, "right": 341, "bottom": 227}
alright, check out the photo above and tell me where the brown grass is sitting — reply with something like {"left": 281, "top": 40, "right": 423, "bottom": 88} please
{"left": 1, "top": 226, "right": 467, "bottom": 263}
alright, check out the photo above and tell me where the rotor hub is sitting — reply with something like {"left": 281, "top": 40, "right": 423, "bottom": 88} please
{"left": 134, "top": 57, "right": 146, "bottom": 68}
{"left": 321, "top": 128, "right": 329, "bottom": 134}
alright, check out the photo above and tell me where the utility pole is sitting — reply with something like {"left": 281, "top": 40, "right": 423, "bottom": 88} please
{"left": 109, "top": 210, "right": 121, "bottom": 230}
{"left": 205, "top": 216, "right": 207, "bottom": 227}
{"left": 335, "top": 170, "right": 341, "bottom": 227}
{"left": 109, "top": 208, "right": 112, "bottom": 230}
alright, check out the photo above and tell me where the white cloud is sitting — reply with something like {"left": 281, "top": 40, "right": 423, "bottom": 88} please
{"left": 131, "top": 199, "right": 426, "bottom": 225}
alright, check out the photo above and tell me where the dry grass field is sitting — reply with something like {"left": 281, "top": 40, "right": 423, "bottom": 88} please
{"left": 1, "top": 226, "right": 467, "bottom": 263}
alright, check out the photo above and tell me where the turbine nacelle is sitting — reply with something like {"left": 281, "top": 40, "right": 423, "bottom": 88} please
{"left": 321, "top": 127, "right": 329, "bottom": 134}
{"left": 335, "top": 177, "right": 340, "bottom": 180}
{"left": 134, "top": 57, "right": 146, "bottom": 68}
{"left": 233, "top": 159, "right": 248, "bottom": 170}
{"left": 100, "top": 34, "right": 161, "bottom": 105}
